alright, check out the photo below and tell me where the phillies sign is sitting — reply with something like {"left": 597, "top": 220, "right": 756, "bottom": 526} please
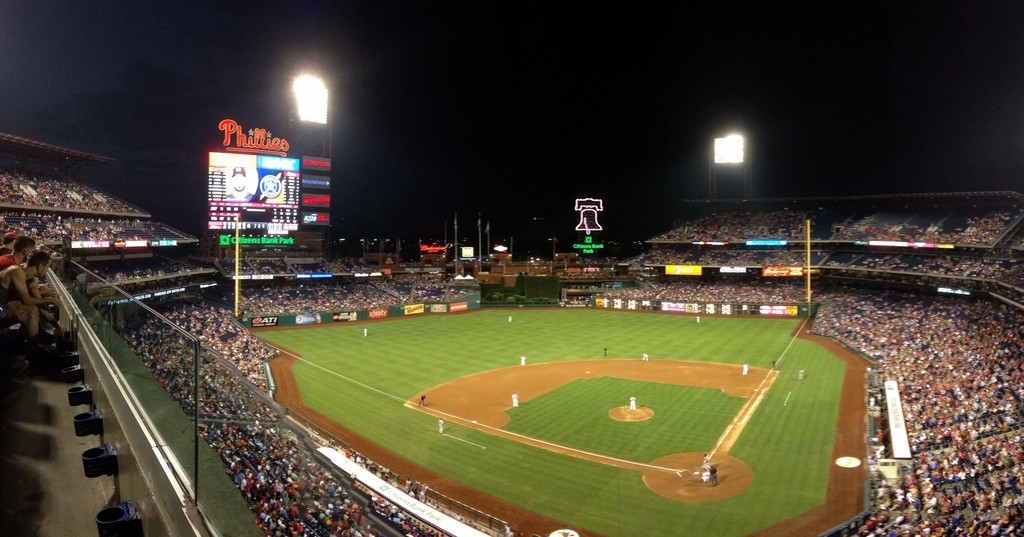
{"left": 218, "top": 119, "right": 290, "bottom": 156}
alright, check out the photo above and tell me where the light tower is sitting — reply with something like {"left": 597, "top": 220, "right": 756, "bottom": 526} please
{"left": 709, "top": 134, "right": 752, "bottom": 199}
{"left": 293, "top": 74, "right": 330, "bottom": 156}
{"left": 293, "top": 74, "right": 333, "bottom": 255}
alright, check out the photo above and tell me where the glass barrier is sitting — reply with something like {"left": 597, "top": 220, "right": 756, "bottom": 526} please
{"left": 66, "top": 263, "right": 264, "bottom": 536}
{"left": 63, "top": 261, "right": 505, "bottom": 537}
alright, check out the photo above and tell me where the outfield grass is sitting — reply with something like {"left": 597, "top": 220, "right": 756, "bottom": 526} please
{"left": 260, "top": 309, "right": 845, "bottom": 537}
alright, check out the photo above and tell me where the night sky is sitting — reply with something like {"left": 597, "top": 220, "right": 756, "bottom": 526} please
{"left": 3, "top": 2, "right": 1024, "bottom": 254}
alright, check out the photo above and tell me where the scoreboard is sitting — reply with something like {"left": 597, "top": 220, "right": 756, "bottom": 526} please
{"left": 207, "top": 152, "right": 300, "bottom": 234}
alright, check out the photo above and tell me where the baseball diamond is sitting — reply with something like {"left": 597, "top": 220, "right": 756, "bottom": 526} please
{"left": 264, "top": 308, "right": 868, "bottom": 537}
{"left": 403, "top": 359, "right": 772, "bottom": 501}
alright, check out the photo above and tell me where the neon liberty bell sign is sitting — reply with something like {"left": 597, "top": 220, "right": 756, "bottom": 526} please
{"left": 573, "top": 198, "right": 605, "bottom": 254}
{"left": 574, "top": 197, "right": 603, "bottom": 235}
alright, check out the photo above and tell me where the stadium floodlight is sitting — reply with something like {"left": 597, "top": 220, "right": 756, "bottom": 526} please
{"left": 293, "top": 75, "right": 328, "bottom": 124}
{"left": 714, "top": 134, "right": 744, "bottom": 164}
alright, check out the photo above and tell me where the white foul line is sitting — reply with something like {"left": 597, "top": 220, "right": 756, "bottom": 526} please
{"left": 443, "top": 434, "right": 486, "bottom": 449}
{"left": 784, "top": 391, "right": 792, "bottom": 406}
{"left": 710, "top": 316, "right": 809, "bottom": 457}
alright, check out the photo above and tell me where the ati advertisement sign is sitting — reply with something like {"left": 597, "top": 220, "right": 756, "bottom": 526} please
{"left": 332, "top": 311, "right": 357, "bottom": 322}
{"left": 251, "top": 316, "right": 279, "bottom": 327}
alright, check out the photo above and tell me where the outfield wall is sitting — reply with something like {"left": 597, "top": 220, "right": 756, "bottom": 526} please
{"left": 240, "top": 298, "right": 479, "bottom": 328}
{"left": 593, "top": 296, "right": 819, "bottom": 316}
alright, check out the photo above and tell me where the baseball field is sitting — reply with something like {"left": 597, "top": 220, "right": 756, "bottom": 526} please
{"left": 262, "top": 308, "right": 867, "bottom": 536}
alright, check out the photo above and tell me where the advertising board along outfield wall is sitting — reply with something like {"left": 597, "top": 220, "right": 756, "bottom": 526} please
{"left": 246, "top": 296, "right": 817, "bottom": 328}
{"left": 242, "top": 299, "right": 478, "bottom": 328}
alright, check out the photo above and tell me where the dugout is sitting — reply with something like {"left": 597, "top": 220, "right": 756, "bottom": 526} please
{"left": 876, "top": 380, "right": 913, "bottom": 482}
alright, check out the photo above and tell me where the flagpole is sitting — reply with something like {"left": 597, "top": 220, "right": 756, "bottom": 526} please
{"left": 454, "top": 212, "right": 459, "bottom": 276}
{"left": 477, "top": 212, "right": 482, "bottom": 267}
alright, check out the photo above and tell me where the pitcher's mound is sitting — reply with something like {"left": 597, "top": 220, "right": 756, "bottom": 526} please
{"left": 642, "top": 452, "right": 754, "bottom": 502}
{"left": 609, "top": 406, "right": 653, "bottom": 421}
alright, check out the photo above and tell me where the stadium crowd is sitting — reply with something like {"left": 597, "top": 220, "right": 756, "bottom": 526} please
{"left": 813, "top": 291, "right": 1024, "bottom": 536}
{"left": 647, "top": 209, "right": 813, "bottom": 242}
{"left": 599, "top": 279, "right": 814, "bottom": 304}
{"left": 645, "top": 200, "right": 1022, "bottom": 246}
{"left": 1, "top": 169, "right": 145, "bottom": 214}
{"left": 200, "top": 421, "right": 390, "bottom": 537}
{"left": 240, "top": 281, "right": 473, "bottom": 316}
{"left": 0, "top": 210, "right": 192, "bottom": 243}
{"left": 633, "top": 247, "right": 827, "bottom": 267}
{"left": 58, "top": 248, "right": 1024, "bottom": 537}
{"left": 7, "top": 167, "right": 1024, "bottom": 537}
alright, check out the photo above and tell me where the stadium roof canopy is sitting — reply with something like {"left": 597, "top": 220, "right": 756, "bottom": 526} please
{"left": 0, "top": 131, "right": 115, "bottom": 170}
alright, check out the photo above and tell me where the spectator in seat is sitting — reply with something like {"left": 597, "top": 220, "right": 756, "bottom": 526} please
{"left": 1, "top": 249, "right": 59, "bottom": 348}
{"left": 0, "top": 231, "right": 17, "bottom": 256}
{"left": 0, "top": 235, "right": 36, "bottom": 270}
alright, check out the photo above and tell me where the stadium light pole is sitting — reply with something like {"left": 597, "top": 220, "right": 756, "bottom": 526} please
{"left": 548, "top": 236, "right": 557, "bottom": 275}
{"left": 293, "top": 74, "right": 331, "bottom": 255}
{"left": 234, "top": 212, "right": 241, "bottom": 318}
{"left": 294, "top": 74, "right": 329, "bottom": 126}
{"left": 709, "top": 134, "right": 751, "bottom": 199}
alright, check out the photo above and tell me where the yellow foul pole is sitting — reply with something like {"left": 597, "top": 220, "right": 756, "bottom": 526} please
{"left": 805, "top": 218, "right": 812, "bottom": 308}
{"left": 234, "top": 213, "right": 241, "bottom": 318}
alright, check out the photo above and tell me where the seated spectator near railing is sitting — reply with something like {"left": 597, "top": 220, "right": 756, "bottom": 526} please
{"left": 1, "top": 249, "right": 60, "bottom": 350}
{"left": 0, "top": 235, "right": 35, "bottom": 270}
{"left": 0, "top": 230, "right": 16, "bottom": 255}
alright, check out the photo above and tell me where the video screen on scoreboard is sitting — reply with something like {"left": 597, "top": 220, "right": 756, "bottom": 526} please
{"left": 207, "top": 152, "right": 300, "bottom": 234}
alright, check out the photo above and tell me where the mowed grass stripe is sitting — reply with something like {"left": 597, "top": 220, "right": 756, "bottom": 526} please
{"left": 260, "top": 309, "right": 844, "bottom": 537}
{"left": 504, "top": 377, "right": 744, "bottom": 461}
